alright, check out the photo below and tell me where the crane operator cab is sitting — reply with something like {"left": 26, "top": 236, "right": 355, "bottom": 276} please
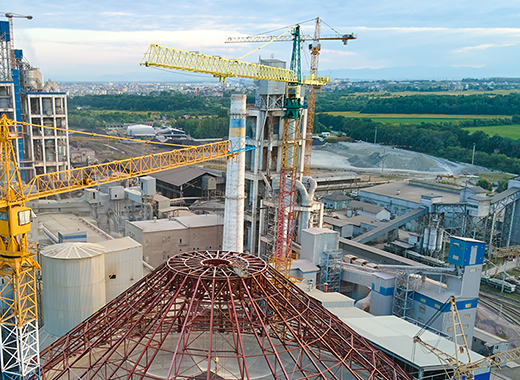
{"left": 0, "top": 205, "right": 32, "bottom": 237}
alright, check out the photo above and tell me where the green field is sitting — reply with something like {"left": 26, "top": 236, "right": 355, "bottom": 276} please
{"left": 324, "top": 111, "right": 507, "bottom": 125}
{"left": 346, "top": 90, "right": 520, "bottom": 97}
{"left": 463, "top": 125, "right": 520, "bottom": 139}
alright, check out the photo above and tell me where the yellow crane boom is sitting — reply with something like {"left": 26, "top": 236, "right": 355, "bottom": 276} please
{"left": 140, "top": 44, "right": 329, "bottom": 85}
{"left": 0, "top": 114, "right": 243, "bottom": 379}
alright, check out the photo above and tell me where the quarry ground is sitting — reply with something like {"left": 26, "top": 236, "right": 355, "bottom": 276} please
{"left": 311, "top": 141, "right": 494, "bottom": 176}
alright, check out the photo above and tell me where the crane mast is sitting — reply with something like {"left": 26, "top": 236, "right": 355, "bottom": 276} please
{"left": 303, "top": 17, "right": 321, "bottom": 176}
{"left": 271, "top": 25, "right": 303, "bottom": 277}
{"left": 0, "top": 114, "right": 247, "bottom": 380}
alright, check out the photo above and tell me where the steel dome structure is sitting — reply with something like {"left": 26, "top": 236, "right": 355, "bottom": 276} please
{"left": 41, "top": 250, "right": 412, "bottom": 380}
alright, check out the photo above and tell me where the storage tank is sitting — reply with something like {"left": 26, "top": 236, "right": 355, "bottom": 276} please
{"left": 41, "top": 243, "right": 106, "bottom": 337}
{"left": 25, "top": 68, "right": 44, "bottom": 91}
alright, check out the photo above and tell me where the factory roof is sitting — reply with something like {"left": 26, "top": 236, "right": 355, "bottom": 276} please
{"left": 98, "top": 236, "right": 141, "bottom": 252}
{"left": 303, "top": 227, "right": 339, "bottom": 235}
{"left": 41, "top": 242, "right": 105, "bottom": 260}
{"left": 297, "top": 284, "right": 355, "bottom": 308}
{"left": 173, "top": 214, "right": 223, "bottom": 228}
{"left": 38, "top": 213, "right": 110, "bottom": 244}
{"left": 340, "top": 313, "right": 485, "bottom": 369}
{"left": 323, "top": 217, "right": 352, "bottom": 227}
{"left": 360, "top": 180, "right": 460, "bottom": 204}
{"left": 325, "top": 215, "right": 381, "bottom": 227}
{"left": 347, "top": 200, "right": 389, "bottom": 214}
{"left": 322, "top": 192, "right": 352, "bottom": 202}
{"left": 131, "top": 214, "right": 222, "bottom": 232}
{"left": 290, "top": 259, "right": 319, "bottom": 273}
{"left": 149, "top": 165, "right": 220, "bottom": 187}
{"left": 473, "top": 327, "right": 508, "bottom": 345}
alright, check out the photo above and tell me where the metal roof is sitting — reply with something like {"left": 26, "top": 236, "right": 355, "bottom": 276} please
{"left": 360, "top": 181, "right": 460, "bottom": 204}
{"left": 347, "top": 200, "right": 388, "bottom": 214}
{"left": 98, "top": 237, "right": 141, "bottom": 252}
{"left": 322, "top": 192, "right": 351, "bottom": 202}
{"left": 41, "top": 242, "right": 105, "bottom": 260}
{"left": 340, "top": 314, "right": 485, "bottom": 369}
{"left": 149, "top": 165, "right": 219, "bottom": 187}
{"left": 131, "top": 214, "right": 222, "bottom": 233}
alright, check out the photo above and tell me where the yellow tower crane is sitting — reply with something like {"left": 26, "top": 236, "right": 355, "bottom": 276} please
{"left": 0, "top": 114, "right": 245, "bottom": 380}
{"left": 413, "top": 296, "right": 520, "bottom": 379}
{"left": 225, "top": 18, "right": 356, "bottom": 175}
{"left": 141, "top": 34, "right": 325, "bottom": 279}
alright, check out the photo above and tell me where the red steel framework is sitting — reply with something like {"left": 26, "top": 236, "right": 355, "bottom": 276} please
{"left": 272, "top": 117, "right": 300, "bottom": 277}
{"left": 40, "top": 250, "right": 412, "bottom": 380}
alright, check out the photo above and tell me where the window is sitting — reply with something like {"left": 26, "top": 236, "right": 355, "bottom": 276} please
{"left": 18, "top": 209, "right": 32, "bottom": 226}
{"left": 463, "top": 314, "right": 470, "bottom": 319}
{"left": 419, "top": 306, "right": 425, "bottom": 314}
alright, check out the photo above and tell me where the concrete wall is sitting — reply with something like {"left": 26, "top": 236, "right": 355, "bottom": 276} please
{"left": 125, "top": 219, "right": 223, "bottom": 268}
{"left": 300, "top": 228, "right": 340, "bottom": 265}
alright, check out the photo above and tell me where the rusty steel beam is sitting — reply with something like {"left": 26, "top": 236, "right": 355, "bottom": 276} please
{"left": 41, "top": 251, "right": 412, "bottom": 380}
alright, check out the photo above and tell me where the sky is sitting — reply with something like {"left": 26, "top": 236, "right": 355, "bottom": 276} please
{"left": 3, "top": 1, "right": 520, "bottom": 82}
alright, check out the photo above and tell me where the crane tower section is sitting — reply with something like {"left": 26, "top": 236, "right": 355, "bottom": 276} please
{"left": 0, "top": 115, "right": 249, "bottom": 380}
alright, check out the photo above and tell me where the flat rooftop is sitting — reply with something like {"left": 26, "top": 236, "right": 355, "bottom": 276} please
{"left": 360, "top": 181, "right": 460, "bottom": 204}
{"left": 338, "top": 311, "right": 485, "bottom": 370}
{"left": 130, "top": 214, "right": 223, "bottom": 233}
{"left": 37, "top": 213, "right": 109, "bottom": 245}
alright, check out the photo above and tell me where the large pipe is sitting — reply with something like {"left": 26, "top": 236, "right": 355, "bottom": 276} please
{"left": 296, "top": 176, "right": 318, "bottom": 240}
{"left": 223, "top": 94, "right": 246, "bottom": 252}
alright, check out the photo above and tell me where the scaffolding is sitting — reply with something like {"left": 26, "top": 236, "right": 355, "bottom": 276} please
{"left": 392, "top": 271, "right": 417, "bottom": 318}
{"left": 319, "top": 250, "right": 343, "bottom": 292}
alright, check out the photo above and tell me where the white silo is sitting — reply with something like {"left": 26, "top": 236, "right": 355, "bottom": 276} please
{"left": 41, "top": 243, "right": 106, "bottom": 337}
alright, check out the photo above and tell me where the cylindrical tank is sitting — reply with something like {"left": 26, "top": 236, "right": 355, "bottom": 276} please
{"left": 422, "top": 228, "right": 429, "bottom": 250}
{"left": 436, "top": 229, "right": 444, "bottom": 252}
{"left": 42, "top": 98, "right": 52, "bottom": 116}
{"left": 223, "top": 94, "right": 246, "bottom": 252}
{"left": 41, "top": 243, "right": 106, "bottom": 337}
{"left": 429, "top": 229, "right": 438, "bottom": 252}
{"left": 26, "top": 68, "right": 44, "bottom": 91}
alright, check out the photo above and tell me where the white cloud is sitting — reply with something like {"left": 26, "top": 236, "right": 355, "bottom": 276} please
{"left": 453, "top": 43, "right": 516, "bottom": 53}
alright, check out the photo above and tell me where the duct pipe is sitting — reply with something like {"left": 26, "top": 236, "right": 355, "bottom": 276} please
{"left": 295, "top": 177, "right": 318, "bottom": 240}
{"left": 354, "top": 291, "right": 371, "bottom": 311}
{"left": 223, "top": 94, "right": 246, "bottom": 252}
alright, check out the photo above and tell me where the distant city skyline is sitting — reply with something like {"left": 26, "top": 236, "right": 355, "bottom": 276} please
{"left": 5, "top": 1, "right": 520, "bottom": 82}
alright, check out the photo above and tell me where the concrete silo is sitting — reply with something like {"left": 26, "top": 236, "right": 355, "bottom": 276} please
{"left": 41, "top": 243, "right": 106, "bottom": 337}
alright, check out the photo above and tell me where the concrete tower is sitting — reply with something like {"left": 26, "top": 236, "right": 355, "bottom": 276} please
{"left": 222, "top": 94, "right": 246, "bottom": 252}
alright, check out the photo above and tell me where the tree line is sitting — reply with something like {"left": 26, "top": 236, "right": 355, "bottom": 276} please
{"left": 316, "top": 92, "right": 520, "bottom": 115}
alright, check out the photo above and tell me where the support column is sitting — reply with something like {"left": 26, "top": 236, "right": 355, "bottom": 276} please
{"left": 223, "top": 94, "right": 246, "bottom": 252}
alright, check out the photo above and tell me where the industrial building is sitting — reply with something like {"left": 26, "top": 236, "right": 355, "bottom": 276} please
{"left": 1, "top": 18, "right": 518, "bottom": 380}
{"left": 0, "top": 18, "right": 70, "bottom": 181}
{"left": 125, "top": 214, "right": 224, "bottom": 267}
{"left": 243, "top": 58, "right": 324, "bottom": 257}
